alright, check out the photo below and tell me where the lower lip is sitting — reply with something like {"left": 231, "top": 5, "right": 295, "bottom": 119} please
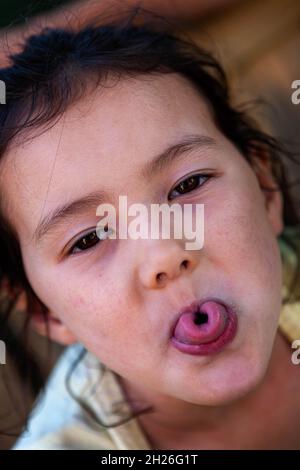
{"left": 170, "top": 302, "right": 238, "bottom": 356}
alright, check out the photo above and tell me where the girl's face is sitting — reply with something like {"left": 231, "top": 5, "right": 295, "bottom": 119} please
{"left": 1, "top": 73, "right": 283, "bottom": 406}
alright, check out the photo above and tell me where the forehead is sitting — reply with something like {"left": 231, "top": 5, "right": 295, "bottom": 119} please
{"left": 0, "top": 73, "right": 219, "bottom": 241}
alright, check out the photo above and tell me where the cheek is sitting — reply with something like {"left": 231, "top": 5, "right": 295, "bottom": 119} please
{"left": 50, "top": 272, "right": 136, "bottom": 353}
{"left": 24, "top": 249, "right": 137, "bottom": 356}
{"left": 206, "top": 181, "right": 282, "bottom": 314}
{"left": 208, "top": 176, "right": 277, "bottom": 262}
{"left": 203, "top": 190, "right": 282, "bottom": 370}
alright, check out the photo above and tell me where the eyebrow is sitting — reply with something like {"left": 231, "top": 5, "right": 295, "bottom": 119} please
{"left": 33, "top": 190, "right": 110, "bottom": 244}
{"left": 140, "top": 134, "right": 217, "bottom": 180}
{"left": 33, "top": 134, "right": 217, "bottom": 245}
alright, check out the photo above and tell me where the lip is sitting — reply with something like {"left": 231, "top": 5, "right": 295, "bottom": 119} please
{"left": 170, "top": 297, "right": 238, "bottom": 356}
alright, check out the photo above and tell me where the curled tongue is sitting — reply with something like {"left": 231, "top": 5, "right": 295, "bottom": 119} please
{"left": 173, "top": 301, "right": 228, "bottom": 345}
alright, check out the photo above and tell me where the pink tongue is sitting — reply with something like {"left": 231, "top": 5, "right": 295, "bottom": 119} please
{"left": 173, "top": 301, "right": 228, "bottom": 345}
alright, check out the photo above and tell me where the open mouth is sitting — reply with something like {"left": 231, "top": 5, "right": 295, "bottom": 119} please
{"left": 170, "top": 298, "right": 238, "bottom": 356}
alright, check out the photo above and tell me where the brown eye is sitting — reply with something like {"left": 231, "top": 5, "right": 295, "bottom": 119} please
{"left": 168, "top": 174, "right": 211, "bottom": 200}
{"left": 70, "top": 230, "right": 101, "bottom": 255}
{"left": 69, "top": 224, "right": 114, "bottom": 256}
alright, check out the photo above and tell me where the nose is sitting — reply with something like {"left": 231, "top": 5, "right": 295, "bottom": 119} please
{"left": 138, "top": 240, "right": 197, "bottom": 289}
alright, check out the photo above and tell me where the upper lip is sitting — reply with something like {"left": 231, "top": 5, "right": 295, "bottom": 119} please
{"left": 169, "top": 296, "right": 229, "bottom": 338}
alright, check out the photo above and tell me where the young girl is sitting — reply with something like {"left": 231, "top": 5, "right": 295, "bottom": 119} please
{"left": 1, "top": 12, "right": 300, "bottom": 450}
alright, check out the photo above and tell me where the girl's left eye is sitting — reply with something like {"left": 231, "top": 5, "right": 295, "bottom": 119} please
{"left": 168, "top": 173, "right": 212, "bottom": 200}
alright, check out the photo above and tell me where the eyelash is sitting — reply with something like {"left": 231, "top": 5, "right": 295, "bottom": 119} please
{"left": 168, "top": 173, "right": 212, "bottom": 200}
{"left": 68, "top": 173, "right": 212, "bottom": 255}
{"left": 69, "top": 230, "right": 101, "bottom": 256}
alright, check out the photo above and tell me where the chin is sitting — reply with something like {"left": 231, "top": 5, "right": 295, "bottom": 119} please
{"left": 182, "top": 351, "right": 272, "bottom": 407}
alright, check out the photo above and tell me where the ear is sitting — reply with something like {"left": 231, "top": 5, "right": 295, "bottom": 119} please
{"left": 23, "top": 289, "right": 77, "bottom": 345}
{"left": 250, "top": 151, "right": 284, "bottom": 237}
{"left": 29, "top": 306, "right": 77, "bottom": 346}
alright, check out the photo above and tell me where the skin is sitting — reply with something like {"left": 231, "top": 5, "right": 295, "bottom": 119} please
{"left": 1, "top": 73, "right": 296, "bottom": 448}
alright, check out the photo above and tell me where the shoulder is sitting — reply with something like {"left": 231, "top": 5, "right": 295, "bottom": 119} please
{"left": 12, "top": 343, "right": 151, "bottom": 450}
{"left": 12, "top": 343, "right": 116, "bottom": 450}
{"left": 278, "top": 225, "right": 300, "bottom": 343}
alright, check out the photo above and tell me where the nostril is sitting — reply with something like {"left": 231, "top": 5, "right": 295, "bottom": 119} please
{"left": 155, "top": 259, "right": 190, "bottom": 285}
{"left": 156, "top": 272, "right": 166, "bottom": 283}
{"left": 194, "top": 311, "right": 209, "bottom": 325}
{"left": 180, "top": 259, "right": 189, "bottom": 270}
